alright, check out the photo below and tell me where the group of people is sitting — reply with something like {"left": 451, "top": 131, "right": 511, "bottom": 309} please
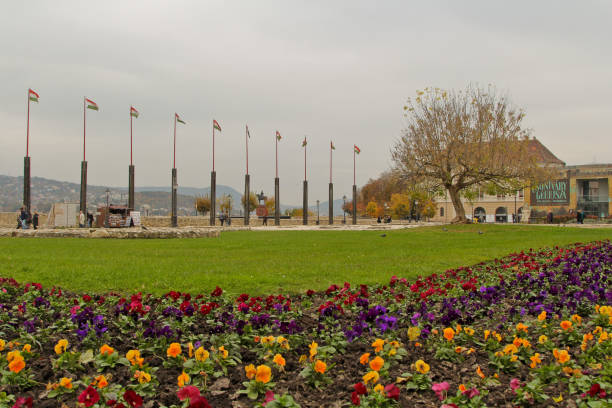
{"left": 376, "top": 215, "right": 392, "bottom": 223}
{"left": 219, "top": 212, "right": 232, "bottom": 226}
{"left": 78, "top": 210, "right": 95, "bottom": 228}
{"left": 16, "top": 207, "right": 39, "bottom": 230}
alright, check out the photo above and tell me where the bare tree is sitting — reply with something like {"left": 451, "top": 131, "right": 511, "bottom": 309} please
{"left": 392, "top": 84, "right": 551, "bottom": 223}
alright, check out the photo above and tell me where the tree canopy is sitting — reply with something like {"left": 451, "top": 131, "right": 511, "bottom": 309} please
{"left": 392, "top": 84, "right": 551, "bottom": 223}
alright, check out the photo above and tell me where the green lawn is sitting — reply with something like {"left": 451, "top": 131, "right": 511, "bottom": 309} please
{"left": 0, "top": 225, "right": 609, "bottom": 296}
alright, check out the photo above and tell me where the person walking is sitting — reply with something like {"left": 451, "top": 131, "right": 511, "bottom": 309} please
{"left": 79, "top": 210, "right": 85, "bottom": 228}
{"left": 33, "top": 212, "right": 39, "bottom": 230}
{"left": 19, "top": 207, "right": 28, "bottom": 229}
{"left": 87, "top": 212, "right": 94, "bottom": 228}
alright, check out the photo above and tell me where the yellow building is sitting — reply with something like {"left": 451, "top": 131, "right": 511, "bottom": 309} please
{"left": 431, "top": 140, "right": 611, "bottom": 223}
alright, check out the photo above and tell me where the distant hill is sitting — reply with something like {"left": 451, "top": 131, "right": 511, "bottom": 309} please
{"left": 0, "top": 175, "right": 241, "bottom": 216}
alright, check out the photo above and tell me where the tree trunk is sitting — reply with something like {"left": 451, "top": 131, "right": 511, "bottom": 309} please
{"left": 448, "top": 186, "right": 468, "bottom": 223}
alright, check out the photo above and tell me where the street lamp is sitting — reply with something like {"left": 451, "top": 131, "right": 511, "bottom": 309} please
{"left": 105, "top": 188, "right": 110, "bottom": 228}
{"left": 316, "top": 200, "right": 320, "bottom": 225}
{"left": 228, "top": 194, "right": 232, "bottom": 226}
{"left": 342, "top": 195, "right": 347, "bottom": 224}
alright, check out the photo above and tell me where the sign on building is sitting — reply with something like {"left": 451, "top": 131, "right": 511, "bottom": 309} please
{"left": 530, "top": 179, "right": 570, "bottom": 205}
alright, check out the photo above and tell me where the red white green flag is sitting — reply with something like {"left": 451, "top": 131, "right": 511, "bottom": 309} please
{"left": 302, "top": 137, "right": 307, "bottom": 147}
{"left": 330, "top": 141, "right": 335, "bottom": 150}
{"left": 130, "top": 106, "right": 139, "bottom": 118}
{"left": 213, "top": 120, "right": 221, "bottom": 132}
{"left": 86, "top": 98, "right": 99, "bottom": 111}
{"left": 28, "top": 89, "right": 39, "bottom": 103}
{"left": 175, "top": 113, "right": 185, "bottom": 124}
{"left": 354, "top": 145, "right": 361, "bottom": 154}
{"left": 276, "top": 131, "right": 282, "bottom": 141}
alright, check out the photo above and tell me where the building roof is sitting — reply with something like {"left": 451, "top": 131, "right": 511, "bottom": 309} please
{"left": 528, "top": 138, "right": 566, "bottom": 166}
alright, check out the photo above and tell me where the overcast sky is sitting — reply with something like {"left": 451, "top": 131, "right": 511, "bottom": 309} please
{"left": 1, "top": 1, "right": 611, "bottom": 205}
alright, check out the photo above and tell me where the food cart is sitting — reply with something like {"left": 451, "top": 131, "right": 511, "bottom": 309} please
{"left": 96, "top": 205, "right": 140, "bottom": 228}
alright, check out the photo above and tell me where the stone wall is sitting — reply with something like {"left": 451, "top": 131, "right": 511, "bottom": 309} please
{"left": 140, "top": 216, "right": 413, "bottom": 227}
{"left": 0, "top": 227, "right": 220, "bottom": 239}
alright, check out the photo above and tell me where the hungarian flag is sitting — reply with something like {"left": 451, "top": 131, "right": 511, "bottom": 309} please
{"left": 86, "top": 98, "right": 99, "bottom": 111}
{"left": 330, "top": 141, "right": 335, "bottom": 150}
{"left": 276, "top": 131, "right": 282, "bottom": 141}
{"left": 28, "top": 89, "right": 39, "bottom": 103}
{"left": 213, "top": 120, "right": 221, "bottom": 132}
{"left": 246, "top": 125, "right": 251, "bottom": 138}
{"left": 354, "top": 145, "right": 361, "bottom": 154}
{"left": 130, "top": 106, "right": 139, "bottom": 118}
{"left": 175, "top": 113, "right": 185, "bottom": 124}
{"left": 302, "top": 137, "right": 307, "bottom": 147}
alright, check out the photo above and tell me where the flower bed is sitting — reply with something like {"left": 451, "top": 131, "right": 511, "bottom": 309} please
{"left": 0, "top": 241, "right": 610, "bottom": 407}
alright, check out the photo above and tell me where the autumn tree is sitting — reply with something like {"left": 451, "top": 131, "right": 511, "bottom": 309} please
{"left": 286, "top": 208, "right": 314, "bottom": 217}
{"left": 195, "top": 195, "right": 211, "bottom": 215}
{"left": 389, "top": 193, "right": 411, "bottom": 218}
{"left": 359, "top": 171, "right": 406, "bottom": 208}
{"left": 342, "top": 200, "right": 354, "bottom": 216}
{"left": 241, "top": 192, "right": 258, "bottom": 213}
{"left": 365, "top": 201, "right": 378, "bottom": 218}
{"left": 264, "top": 197, "right": 276, "bottom": 214}
{"left": 218, "top": 195, "right": 232, "bottom": 214}
{"left": 392, "top": 84, "right": 549, "bottom": 223}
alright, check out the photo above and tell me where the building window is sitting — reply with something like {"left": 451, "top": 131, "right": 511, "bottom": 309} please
{"left": 440, "top": 207, "right": 444, "bottom": 217}
{"left": 518, "top": 189, "right": 524, "bottom": 199}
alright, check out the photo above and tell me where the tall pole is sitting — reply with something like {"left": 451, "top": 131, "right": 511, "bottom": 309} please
{"left": 274, "top": 133, "right": 280, "bottom": 226}
{"left": 171, "top": 114, "right": 178, "bottom": 227}
{"left": 173, "top": 114, "right": 177, "bottom": 169}
{"left": 83, "top": 97, "right": 86, "bottom": 162}
{"left": 303, "top": 140, "right": 308, "bottom": 225}
{"left": 330, "top": 141, "right": 333, "bottom": 220}
{"left": 80, "top": 98, "right": 87, "bottom": 214}
{"left": 130, "top": 109, "right": 133, "bottom": 166}
{"left": 128, "top": 110, "right": 135, "bottom": 210}
{"left": 352, "top": 149, "right": 357, "bottom": 225}
{"left": 246, "top": 126, "right": 249, "bottom": 176}
{"left": 210, "top": 123, "right": 216, "bottom": 226}
{"left": 26, "top": 90, "right": 30, "bottom": 157}
{"left": 24, "top": 90, "right": 31, "bottom": 212}
{"left": 244, "top": 125, "right": 250, "bottom": 226}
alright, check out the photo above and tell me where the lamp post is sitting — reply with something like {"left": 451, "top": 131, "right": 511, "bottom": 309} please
{"left": 105, "top": 188, "right": 110, "bottom": 228}
{"left": 227, "top": 194, "right": 232, "bottom": 226}
{"left": 342, "top": 195, "right": 347, "bottom": 224}
{"left": 316, "top": 200, "right": 320, "bottom": 225}
{"left": 414, "top": 200, "right": 419, "bottom": 222}
{"left": 514, "top": 191, "right": 517, "bottom": 223}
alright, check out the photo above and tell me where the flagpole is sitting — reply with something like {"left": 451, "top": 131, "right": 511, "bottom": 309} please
{"left": 213, "top": 123, "right": 215, "bottom": 172}
{"left": 275, "top": 133, "right": 278, "bottom": 179}
{"left": 304, "top": 140, "right": 307, "bottom": 181}
{"left": 173, "top": 114, "right": 176, "bottom": 168}
{"left": 246, "top": 126, "right": 249, "bottom": 175}
{"left": 330, "top": 142, "right": 332, "bottom": 183}
{"left": 353, "top": 149, "right": 356, "bottom": 185}
{"left": 26, "top": 90, "right": 30, "bottom": 157}
{"left": 83, "top": 97, "right": 86, "bottom": 161}
{"left": 130, "top": 108, "right": 133, "bottom": 166}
